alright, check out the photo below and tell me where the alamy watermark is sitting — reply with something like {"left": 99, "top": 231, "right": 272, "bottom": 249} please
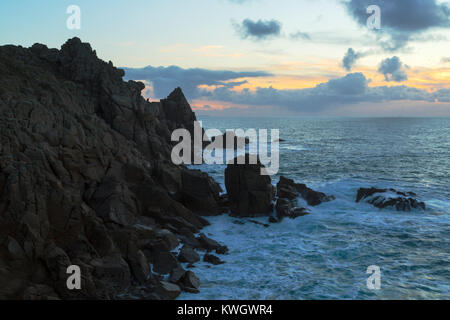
{"left": 367, "top": 5, "right": 381, "bottom": 30}
{"left": 66, "top": 265, "right": 81, "bottom": 290}
{"left": 66, "top": 5, "right": 81, "bottom": 30}
{"left": 366, "top": 265, "right": 381, "bottom": 290}
{"left": 171, "top": 121, "right": 280, "bottom": 175}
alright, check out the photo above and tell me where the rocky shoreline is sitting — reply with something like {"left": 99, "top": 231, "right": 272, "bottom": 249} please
{"left": 0, "top": 38, "right": 427, "bottom": 300}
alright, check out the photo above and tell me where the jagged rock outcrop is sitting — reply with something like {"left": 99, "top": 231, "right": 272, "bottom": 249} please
{"left": 0, "top": 38, "right": 222, "bottom": 299}
{"left": 224, "top": 155, "right": 275, "bottom": 216}
{"left": 277, "top": 176, "right": 335, "bottom": 206}
{"left": 356, "top": 187, "right": 426, "bottom": 211}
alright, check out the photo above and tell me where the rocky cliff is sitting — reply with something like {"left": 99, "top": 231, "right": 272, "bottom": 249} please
{"left": 0, "top": 38, "right": 224, "bottom": 299}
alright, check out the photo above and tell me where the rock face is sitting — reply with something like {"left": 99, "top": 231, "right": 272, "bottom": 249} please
{"left": 356, "top": 187, "right": 426, "bottom": 211}
{"left": 0, "top": 38, "right": 222, "bottom": 299}
{"left": 225, "top": 155, "right": 275, "bottom": 216}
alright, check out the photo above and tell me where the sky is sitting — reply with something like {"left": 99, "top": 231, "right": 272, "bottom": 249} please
{"left": 0, "top": 0, "right": 450, "bottom": 116}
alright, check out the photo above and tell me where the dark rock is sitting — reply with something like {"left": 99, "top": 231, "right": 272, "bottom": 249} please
{"left": 268, "top": 216, "right": 279, "bottom": 224}
{"left": 225, "top": 154, "right": 275, "bottom": 216}
{"left": 180, "top": 271, "right": 200, "bottom": 289}
{"left": 277, "top": 176, "right": 335, "bottom": 206}
{"left": 181, "top": 169, "right": 222, "bottom": 215}
{"left": 204, "top": 254, "right": 225, "bottom": 265}
{"left": 169, "top": 265, "right": 186, "bottom": 284}
{"left": 215, "top": 246, "right": 229, "bottom": 255}
{"left": 276, "top": 198, "right": 293, "bottom": 220}
{"left": 196, "top": 233, "right": 222, "bottom": 252}
{"left": 290, "top": 207, "right": 311, "bottom": 218}
{"left": 0, "top": 38, "right": 228, "bottom": 300}
{"left": 152, "top": 251, "right": 180, "bottom": 275}
{"left": 356, "top": 187, "right": 426, "bottom": 211}
{"left": 178, "top": 245, "right": 200, "bottom": 264}
{"left": 249, "top": 220, "right": 270, "bottom": 228}
{"left": 155, "top": 281, "right": 181, "bottom": 300}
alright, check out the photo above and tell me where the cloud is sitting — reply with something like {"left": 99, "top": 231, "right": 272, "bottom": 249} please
{"left": 290, "top": 31, "right": 311, "bottom": 40}
{"left": 378, "top": 56, "right": 408, "bottom": 82}
{"left": 197, "top": 72, "right": 440, "bottom": 113}
{"left": 345, "top": 0, "right": 450, "bottom": 51}
{"left": 124, "top": 65, "right": 448, "bottom": 115}
{"left": 442, "top": 57, "right": 450, "bottom": 63}
{"left": 234, "top": 19, "right": 282, "bottom": 40}
{"left": 342, "top": 48, "right": 362, "bottom": 71}
{"left": 122, "top": 65, "right": 272, "bottom": 99}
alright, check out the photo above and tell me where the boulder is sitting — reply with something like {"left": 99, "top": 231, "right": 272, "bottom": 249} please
{"left": 277, "top": 176, "right": 335, "bottom": 206}
{"left": 196, "top": 233, "right": 222, "bottom": 252}
{"left": 178, "top": 245, "right": 200, "bottom": 264}
{"left": 180, "top": 271, "right": 200, "bottom": 290}
{"left": 155, "top": 281, "right": 181, "bottom": 300}
{"left": 204, "top": 254, "right": 225, "bottom": 265}
{"left": 356, "top": 187, "right": 426, "bottom": 211}
{"left": 169, "top": 265, "right": 186, "bottom": 284}
{"left": 225, "top": 154, "right": 275, "bottom": 216}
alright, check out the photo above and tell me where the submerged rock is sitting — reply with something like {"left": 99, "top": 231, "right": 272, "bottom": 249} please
{"left": 204, "top": 254, "right": 225, "bottom": 265}
{"left": 356, "top": 187, "right": 426, "bottom": 211}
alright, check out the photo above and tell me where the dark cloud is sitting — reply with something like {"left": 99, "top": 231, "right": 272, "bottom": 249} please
{"left": 123, "top": 65, "right": 272, "bottom": 99}
{"left": 378, "top": 56, "right": 408, "bottom": 82}
{"left": 342, "top": 48, "right": 362, "bottom": 71}
{"left": 345, "top": 0, "right": 450, "bottom": 51}
{"left": 235, "top": 19, "right": 282, "bottom": 40}
{"left": 290, "top": 31, "right": 311, "bottom": 40}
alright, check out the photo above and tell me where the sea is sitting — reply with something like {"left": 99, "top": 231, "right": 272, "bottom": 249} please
{"left": 180, "top": 117, "right": 450, "bottom": 300}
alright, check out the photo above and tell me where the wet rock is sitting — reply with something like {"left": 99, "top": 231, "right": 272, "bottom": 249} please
{"left": 215, "top": 246, "right": 229, "bottom": 255}
{"left": 356, "top": 187, "right": 426, "bottom": 211}
{"left": 249, "top": 220, "right": 270, "bottom": 228}
{"left": 169, "top": 265, "right": 186, "bottom": 284}
{"left": 290, "top": 207, "right": 311, "bottom": 218}
{"left": 178, "top": 245, "right": 200, "bottom": 264}
{"left": 268, "top": 216, "right": 279, "bottom": 224}
{"left": 196, "top": 233, "right": 222, "bottom": 252}
{"left": 276, "top": 198, "right": 293, "bottom": 220}
{"left": 225, "top": 154, "right": 275, "bottom": 216}
{"left": 204, "top": 254, "right": 225, "bottom": 265}
{"left": 180, "top": 271, "right": 200, "bottom": 290}
{"left": 277, "top": 176, "right": 335, "bottom": 206}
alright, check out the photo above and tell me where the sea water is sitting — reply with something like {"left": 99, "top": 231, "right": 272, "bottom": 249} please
{"left": 181, "top": 117, "right": 450, "bottom": 300}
